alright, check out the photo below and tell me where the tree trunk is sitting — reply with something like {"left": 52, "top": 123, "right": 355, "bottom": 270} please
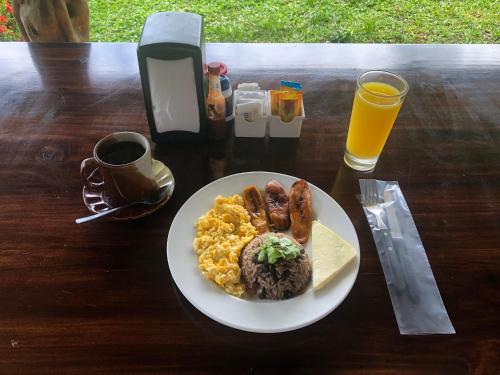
{"left": 13, "top": 0, "right": 89, "bottom": 42}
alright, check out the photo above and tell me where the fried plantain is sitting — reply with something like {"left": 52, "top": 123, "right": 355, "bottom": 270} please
{"left": 242, "top": 185, "right": 270, "bottom": 234}
{"left": 265, "top": 180, "right": 290, "bottom": 230}
{"left": 289, "top": 179, "right": 312, "bottom": 244}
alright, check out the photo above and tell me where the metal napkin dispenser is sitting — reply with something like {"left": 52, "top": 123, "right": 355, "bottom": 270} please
{"left": 137, "top": 12, "right": 206, "bottom": 143}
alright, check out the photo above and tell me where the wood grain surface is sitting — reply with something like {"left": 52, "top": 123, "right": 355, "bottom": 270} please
{"left": 0, "top": 42, "right": 499, "bottom": 374}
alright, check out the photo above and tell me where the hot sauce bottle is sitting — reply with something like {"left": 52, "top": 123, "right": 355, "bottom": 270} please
{"left": 206, "top": 63, "right": 227, "bottom": 140}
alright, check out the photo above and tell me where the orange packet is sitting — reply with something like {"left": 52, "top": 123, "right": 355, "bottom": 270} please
{"left": 269, "top": 90, "right": 281, "bottom": 116}
{"left": 279, "top": 85, "right": 303, "bottom": 114}
{"left": 279, "top": 91, "right": 300, "bottom": 123}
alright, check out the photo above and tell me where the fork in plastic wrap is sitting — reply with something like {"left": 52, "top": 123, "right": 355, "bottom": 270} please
{"left": 360, "top": 179, "right": 455, "bottom": 335}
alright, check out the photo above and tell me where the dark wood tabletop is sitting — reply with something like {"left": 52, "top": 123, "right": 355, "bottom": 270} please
{"left": 0, "top": 42, "right": 499, "bottom": 374}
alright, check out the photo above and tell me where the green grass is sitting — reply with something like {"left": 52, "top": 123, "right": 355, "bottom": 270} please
{"left": 88, "top": 0, "right": 499, "bottom": 43}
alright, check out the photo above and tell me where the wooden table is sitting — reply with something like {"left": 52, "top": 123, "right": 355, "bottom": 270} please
{"left": 0, "top": 42, "right": 499, "bottom": 374}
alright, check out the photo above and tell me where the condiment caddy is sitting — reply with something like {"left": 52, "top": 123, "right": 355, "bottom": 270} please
{"left": 268, "top": 92, "right": 305, "bottom": 138}
{"left": 234, "top": 83, "right": 268, "bottom": 138}
{"left": 233, "top": 82, "right": 305, "bottom": 138}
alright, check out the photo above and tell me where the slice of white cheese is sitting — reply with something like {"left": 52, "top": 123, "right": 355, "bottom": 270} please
{"left": 312, "top": 220, "right": 357, "bottom": 291}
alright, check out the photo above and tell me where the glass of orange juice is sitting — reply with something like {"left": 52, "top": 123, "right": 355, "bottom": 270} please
{"left": 344, "top": 70, "right": 409, "bottom": 171}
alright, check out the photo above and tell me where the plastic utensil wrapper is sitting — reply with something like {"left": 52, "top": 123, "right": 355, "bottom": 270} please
{"left": 359, "top": 179, "right": 455, "bottom": 335}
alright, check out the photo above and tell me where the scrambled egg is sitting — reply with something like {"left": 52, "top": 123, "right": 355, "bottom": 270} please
{"left": 194, "top": 194, "right": 257, "bottom": 297}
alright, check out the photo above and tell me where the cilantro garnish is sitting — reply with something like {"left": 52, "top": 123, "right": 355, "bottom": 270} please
{"left": 257, "top": 236, "right": 300, "bottom": 264}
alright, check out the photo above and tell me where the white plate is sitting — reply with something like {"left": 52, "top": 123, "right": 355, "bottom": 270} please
{"left": 166, "top": 172, "right": 360, "bottom": 333}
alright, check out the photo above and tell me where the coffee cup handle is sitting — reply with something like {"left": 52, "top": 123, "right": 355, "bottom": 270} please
{"left": 80, "top": 157, "right": 104, "bottom": 188}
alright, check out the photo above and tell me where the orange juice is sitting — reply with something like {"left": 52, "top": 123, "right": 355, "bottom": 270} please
{"left": 346, "top": 82, "right": 403, "bottom": 159}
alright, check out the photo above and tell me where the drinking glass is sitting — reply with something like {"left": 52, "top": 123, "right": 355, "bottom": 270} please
{"left": 344, "top": 70, "right": 409, "bottom": 171}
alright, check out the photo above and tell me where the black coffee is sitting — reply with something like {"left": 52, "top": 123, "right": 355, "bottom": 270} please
{"left": 99, "top": 141, "right": 145, "bottom": 165}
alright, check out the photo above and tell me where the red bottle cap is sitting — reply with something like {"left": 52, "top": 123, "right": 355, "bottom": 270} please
{"left": 204, "top": 62, "right": 228, "bottom": 76}
{"left": 207, "top": 62, "right": 221, "bottom": 75}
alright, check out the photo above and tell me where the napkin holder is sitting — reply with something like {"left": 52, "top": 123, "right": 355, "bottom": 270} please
{"left": 137, "top": 12, "right": 206, "bottom": 143}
